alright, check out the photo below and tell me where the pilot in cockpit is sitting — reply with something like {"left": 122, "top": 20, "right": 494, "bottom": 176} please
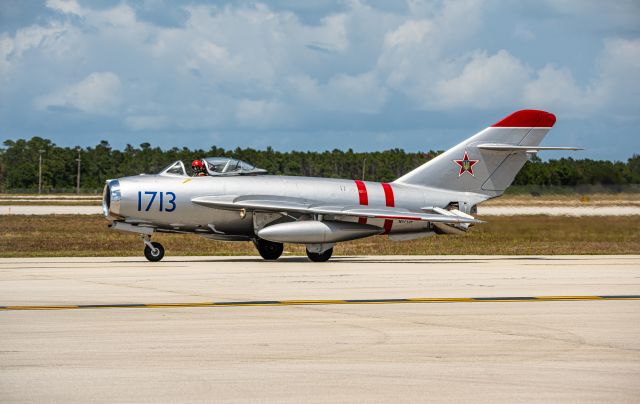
{"left": 191, "top": 159, "right": 207, "bottom": 176}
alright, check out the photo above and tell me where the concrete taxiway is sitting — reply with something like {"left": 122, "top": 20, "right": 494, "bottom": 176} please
{"left": 1, "top": 255, "right": 639, "bottom": 403}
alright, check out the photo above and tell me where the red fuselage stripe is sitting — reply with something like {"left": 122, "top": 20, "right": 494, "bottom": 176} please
{"left": 355, "top": 180, "right": 368, "bottom": 205}
{"left": 382, "top": 183, "right": 394, "bottom": 207}
{"left": 381, "top": 183, "right": 394, "bottom": 234}
{"left": 355, "top": 180, "right": 368, "bottom": 224}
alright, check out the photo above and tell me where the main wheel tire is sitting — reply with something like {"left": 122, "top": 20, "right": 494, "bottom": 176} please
{"left": 306, "top": 247, "right": 333, "bottom": 262}
{"left": 144, "top": 242, "right": 165, "bottom": 262}
{"left": 255, "top": 239, "right": 283, "bottom": 260}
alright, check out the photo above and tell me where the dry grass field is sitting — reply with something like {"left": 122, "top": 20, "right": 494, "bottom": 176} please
{"left": 0, "top": 194, "right": 102, "bottom": 206}
{"left": 1, "top": 214, "right": 638, "bottom": 257}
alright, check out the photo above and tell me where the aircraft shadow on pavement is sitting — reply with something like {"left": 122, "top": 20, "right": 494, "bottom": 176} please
{"left": 3, "top": 256, "right": 596, "bottom": 265}
{"left": 120, "top": 256, "right": 571, "bottom": 264}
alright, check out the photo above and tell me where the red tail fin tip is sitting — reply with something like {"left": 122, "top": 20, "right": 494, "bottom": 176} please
{"left": 491, "top": 109, "right": 556, "bottom": 128}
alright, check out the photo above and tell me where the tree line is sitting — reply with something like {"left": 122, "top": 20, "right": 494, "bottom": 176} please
{"left": 0, "top": 137, "right": 638, "bottom": 193}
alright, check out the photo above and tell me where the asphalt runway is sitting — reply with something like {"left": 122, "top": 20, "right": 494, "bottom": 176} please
{"left": 1, "top": 256, "right": 639, "bottom": 403}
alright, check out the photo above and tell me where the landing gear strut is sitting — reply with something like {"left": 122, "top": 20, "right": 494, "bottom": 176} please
{"left": 142, "top": 235, "right": 165, "bottom": 262}
{"left": 254, "top": 238, "right": 284, "bottom": 260}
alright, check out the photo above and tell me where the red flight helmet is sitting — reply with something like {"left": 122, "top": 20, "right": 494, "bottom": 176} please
{"left": 191, "top": 159, "right": 204, "bottom": 172}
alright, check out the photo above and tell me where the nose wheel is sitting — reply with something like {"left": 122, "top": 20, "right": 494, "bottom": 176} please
{"left": 142, "top": 235, "right": 165, "bottom": 262}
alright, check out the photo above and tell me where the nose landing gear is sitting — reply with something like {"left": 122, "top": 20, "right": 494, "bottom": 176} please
{"left": 142, "top": 235, "right": 165, "bottom": 262}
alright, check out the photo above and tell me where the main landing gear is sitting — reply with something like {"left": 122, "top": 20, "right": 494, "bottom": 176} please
{"left": 305, "top": 243, "right": 334, "bottom": 262}
{"left": 142, "top": 235, "right": 165, "bottom": 262}
{"left": 254, "top": 238, "right": 334, "bottom": 262}
{"left": 306, "top": 247, "right": 333, "bottom": 262}
{"left": 254, "top": 238, "right": 284, "bottom": 260}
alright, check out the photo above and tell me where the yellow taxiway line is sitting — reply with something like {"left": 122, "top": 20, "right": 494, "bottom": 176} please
{"left": 1, "top": 295, "right": 639, "bottom": 311}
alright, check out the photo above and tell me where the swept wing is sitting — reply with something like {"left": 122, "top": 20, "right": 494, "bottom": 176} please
{"left": 191, "top": 195, "right": 481, "bottom": 224}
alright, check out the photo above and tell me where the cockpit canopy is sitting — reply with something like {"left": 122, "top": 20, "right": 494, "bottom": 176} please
{"left": 158, "top": 157, "right": 267, "bottom": 177}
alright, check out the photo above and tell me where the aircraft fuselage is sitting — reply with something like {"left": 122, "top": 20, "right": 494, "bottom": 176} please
{"left": 106, "top": 174, "right": 477, "bottom": 237}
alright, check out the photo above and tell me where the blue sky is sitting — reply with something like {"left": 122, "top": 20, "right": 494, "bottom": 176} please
{"left": 1, "top": 0, "right": 638, "bottom": 160}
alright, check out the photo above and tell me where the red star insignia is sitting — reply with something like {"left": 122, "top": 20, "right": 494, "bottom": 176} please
{"left": 453, "top": 151, "right": 478, "bottom": 177}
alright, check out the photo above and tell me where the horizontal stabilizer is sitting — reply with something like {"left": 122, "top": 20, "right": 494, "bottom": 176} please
{"left": 477, "top": 143, "right": 583, "bottom": 152}
{"left": 421, "top": 207, "right": 477, "bottom": 235}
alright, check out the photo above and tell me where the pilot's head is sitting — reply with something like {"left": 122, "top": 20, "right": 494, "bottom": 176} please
{"left": 191, "top": 159, "right": 205, "bottom": 175}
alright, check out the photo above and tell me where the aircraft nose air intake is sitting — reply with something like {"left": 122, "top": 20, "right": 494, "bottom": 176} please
{"left": 103, "top": 179, "right": 121, "bottom": 218}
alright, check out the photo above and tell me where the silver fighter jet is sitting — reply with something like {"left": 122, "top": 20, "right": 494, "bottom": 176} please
{"left": 102, "top": 110, "right": 580, "bottom": 262}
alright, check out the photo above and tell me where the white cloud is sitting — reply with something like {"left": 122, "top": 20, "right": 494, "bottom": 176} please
{"left": 0, "top": 0, "right": 639, "bottom": 153}
{"left": 593, "top": 38, "right": 640, "bottom": 117}
{"left": 514, "top": 25, "right": 535, "bottom": 41}
{"left": 234, "top": 99, "right": 290, "bottom": 129}
{"left": 125, "top": 115, "right": 170, "bottom": 130}
{"left": 45, "top": 0, "right": 83, "bottom": 16}
{"left": 324, "top": 72, "right": 387, "bottom": 113}
{"left": 91, "top": 4, "right": 138, "bottom": 29}
{"left": 4, "top": 1, "right": 493, "bottom": 129}
{"left": 306, "top": 13, "right": 349, "bottom": 53}
{"left": 431, "top": 50, "right": 530, "bottom": 109}
{"left": 384, "top": 20, "right": 431, "bottom": 48}
{"left": 524, "top": 65, "right": 594, "bottom": 115}
{"left": 0, "top": 35, "right": 13, "bottom": 80}
{"left": 543, "top": 0, "right": 640, "bottom": 31}
{"left": 524, "top": 38, "right": 640, "bottom": 117}
{"left": 286, "top": 72, "right": 387, "bottom": 114}
{"left": 35, "top": 72, "right": 122, "bottom": 114}
{"left": 0, "top": 22, "right": 70, "bottom": 79}
{"left": 375, "top": 1, "right": 489, "bottom": 109}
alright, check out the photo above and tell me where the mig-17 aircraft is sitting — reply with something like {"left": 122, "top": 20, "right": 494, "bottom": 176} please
{"left": 102, "top": 109, "right": 579, "bottom": 262}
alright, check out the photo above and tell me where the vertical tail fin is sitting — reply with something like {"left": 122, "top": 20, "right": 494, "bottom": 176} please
{"left": 393, "top": 110, "right": 557, "bottom": 197}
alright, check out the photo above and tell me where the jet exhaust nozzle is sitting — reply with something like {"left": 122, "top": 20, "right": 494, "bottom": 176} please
{"left": 257, "top": 220, "right": 382, "bottom": 244}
